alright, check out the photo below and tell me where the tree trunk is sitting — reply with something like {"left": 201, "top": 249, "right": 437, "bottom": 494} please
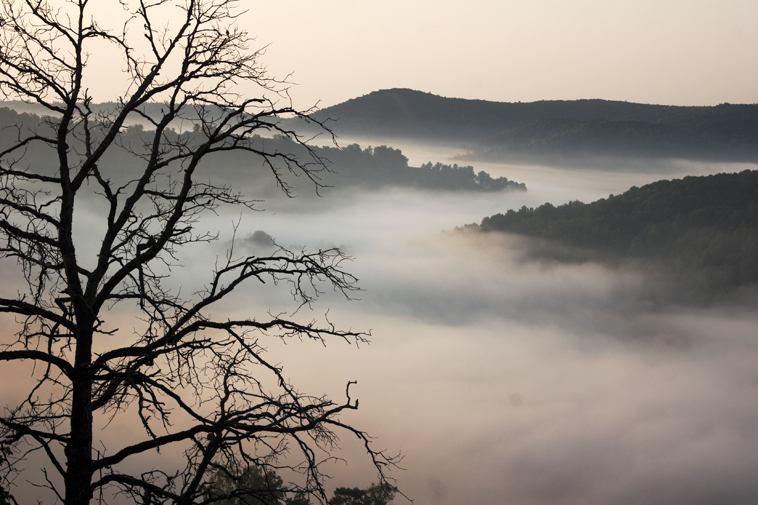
{"left": 64, "top": 327, "right": 93, "bottom": 505}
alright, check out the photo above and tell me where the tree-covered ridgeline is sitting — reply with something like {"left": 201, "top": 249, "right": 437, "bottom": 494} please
{"left": 301, "top": 89, "right": 755, "bottom": 141}
{"left": 0, "top": 106, "right": 525, "bottom": 193}
{"left": 467, "top": 108, "right": 758, "bottom": 163}
{"left": 203, "top": 463, "right": 397, "bottom": 505}
{"left": 476, "top": 170, "right": 758, "bottom": 292}
{"left": 288, "top": 88, "right": 758, "bottom": 163}
{"left": 313, "top": 142, "right": 526, "bottom": 191}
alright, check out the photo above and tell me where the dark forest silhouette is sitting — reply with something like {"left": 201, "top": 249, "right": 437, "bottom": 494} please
{"left": 472, "top": 170, "right": 758, "bottom": 299}
{"left": 291, "top": 88, "right": 758, "bottom": 164}
{"left": 0, "top": 106, "right": 526, "bottom": 193}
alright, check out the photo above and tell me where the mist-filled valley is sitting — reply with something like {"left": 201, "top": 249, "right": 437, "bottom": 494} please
{"left": 175, "top": 150, "right": 758, "bottom": 505}
{"left": 243, "top": 152, "right": 758, "bottom": 505}
{"left": 1, "top": 0, "right": 757, "bottom": 502}
{"left": 2, "top": 104, "right": 758, "bottom": 505}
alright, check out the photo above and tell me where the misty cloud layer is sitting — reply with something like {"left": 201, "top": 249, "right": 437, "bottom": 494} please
{"left": 189, "top": 153, "right": 758, "bottom": 505}
{"left": 3, "top": 146, "right": 758, "bottom": 504}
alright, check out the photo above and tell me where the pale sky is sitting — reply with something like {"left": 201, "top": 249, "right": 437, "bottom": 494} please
{"left": 242, "top": 0, "right": 758, "bottom": 109}
{"left": 76, "top": 0, "right": 758, "bottom": 109}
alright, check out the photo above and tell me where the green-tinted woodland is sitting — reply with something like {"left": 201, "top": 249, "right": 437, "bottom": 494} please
{"left": 477, "top": 170, "right": 758, "bottom": 294}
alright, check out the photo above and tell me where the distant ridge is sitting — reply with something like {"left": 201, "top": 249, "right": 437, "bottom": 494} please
{"left": 0, "top": 106, "right": 526, "bottom": 194}
{"left": 303, "top": 89, "right": 758, "bottom": 162}
{"left": 6, "top": 90, "right": 755, "bottom": 163}
{"left": 308, "top": 88, "right": 722, "bottom": 140}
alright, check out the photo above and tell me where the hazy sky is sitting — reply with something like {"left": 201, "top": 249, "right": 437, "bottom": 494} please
{"left": 243, "top": 0, "right": 758, "bottom": 109}
{"left": 74, "top": 0, "right": 758, "bottom": 109}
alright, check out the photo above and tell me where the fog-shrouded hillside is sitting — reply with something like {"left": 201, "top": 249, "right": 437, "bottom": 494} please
{"left": 291, "top": 88, "right": 758, "bottom": 164}
{"left": 4, "top": 99, "right": 758, "bottom": 505}
{"left": 465, "top": 110, "right": 758, "bottom": 164}
{"left": 471, "top": 170, "right": 758, "bottom": 300}
{"left": 0, "top": 106, "right": 525, "bottom": 194}
{"left": 10, "top": 91, "right": 756, "bottom": 166}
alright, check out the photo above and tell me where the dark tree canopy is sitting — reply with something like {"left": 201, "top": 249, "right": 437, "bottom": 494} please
{"left": 0, "top": 1, "right": 397, "bottom": 504}
{"left": 294, "top": 88, "right": 758, "bottom": 163}
{"left": 476, "top": 170, "right": 758, "bottom": 296}
{"left": 0, "top": 107, "right": 527, "bottom": 194}
{"left": 329, "top": 483, "right": 396, "bottom": 505}
{"left": 203, "top": 466, "right": 396, "bottom": 505}
{"left": 205, "top": 465, "right": 286, "bottom": 505}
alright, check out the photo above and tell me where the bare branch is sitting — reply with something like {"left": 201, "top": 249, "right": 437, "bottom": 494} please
{"left": 0, "top": 2, "right": 398, "bottom": 504}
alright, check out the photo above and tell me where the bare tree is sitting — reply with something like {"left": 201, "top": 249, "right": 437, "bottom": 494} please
{"left": 0, "top": 1, "right": 396, "bottom": 504}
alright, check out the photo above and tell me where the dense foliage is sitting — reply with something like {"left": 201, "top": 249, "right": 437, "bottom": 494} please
{"left": 204, "top": 465, "right": 395, "bottom": 505}
{"left": 314, "top": 142, "right": 525, "bottom": 191}
{"left": 478, "top": 170, "right": 758, "bottom": 293}
{"left": 329, "top": 484, "right": 396, "bottom": 505}
{"left": 204, "top": 466, "right": 313, "bottom": 505}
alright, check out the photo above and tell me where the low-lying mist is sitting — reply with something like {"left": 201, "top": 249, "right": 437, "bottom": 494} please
{"left": 190, "top": 152, "right": 758, "bottom": 505}
{"left": 4, "top": 142, "right": 758, "bottom": 504}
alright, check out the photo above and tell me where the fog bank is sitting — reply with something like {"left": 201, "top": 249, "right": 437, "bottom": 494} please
{"left": 3, "top": 150, "right": 758, "bottom": 504}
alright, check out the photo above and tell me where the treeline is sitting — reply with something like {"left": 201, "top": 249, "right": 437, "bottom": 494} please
{"left": 476, "top": 170, "right": 758, "bottom": 294}
{"left": 205, "top": 464, "right": 396, "bottom": 505}
{"left": 0, "top": 106, "right": 525, "bottom": 193}
{"left": 314, "top": 142, "right": 525, "bottom": 191}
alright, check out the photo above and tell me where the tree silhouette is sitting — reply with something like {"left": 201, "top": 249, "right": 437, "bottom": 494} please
{"left": 0, "top": 1, "right": 396, "bottom": 504}
{"left": 330, "top": 483, "right": 396, "bottom": 505}
{"left": 204, "top": 464, "right": 285, "bottom": 505}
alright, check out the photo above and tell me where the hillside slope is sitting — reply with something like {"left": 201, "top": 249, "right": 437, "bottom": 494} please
{"left": 0, "top": 106, "right": 525, "bottom": 193}
{"left": 306, "top": 88, "right": 712, "bottom": 140}
{"left": 475, "top": 170, "right": 758, "bottom": 295}
{"left": 298, "top": 89, "right": 758, "bottom": 163}
{"left": 468, "top": 109, "right": 758, "bottom": 162}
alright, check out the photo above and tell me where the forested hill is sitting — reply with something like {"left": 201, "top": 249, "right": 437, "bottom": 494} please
{"left": 468, "top": 111, "right": 758, "bottom": 163}
{"left": 475, "top": 170, "right": 758, "bottom": 294}
{"left": 306, "top": 89, "right": 711, "bottom": 139}
{"left": 298, "top": 89, "right": 758, "bottom": 163}
{"left": 0, "top": 106, "right": 525, "bottom": 193}
{"left": 10, "top": 91, "right": 756, "bottom": 163}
